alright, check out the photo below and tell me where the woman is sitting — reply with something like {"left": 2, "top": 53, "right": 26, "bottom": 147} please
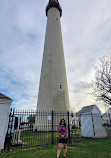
{"left": 57, "top": 119, "right": 68, "bottom": 158}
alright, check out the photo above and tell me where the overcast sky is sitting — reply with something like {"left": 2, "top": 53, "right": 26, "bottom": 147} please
{"left": 0, "top": 0, "right": 111, "bottom": 112}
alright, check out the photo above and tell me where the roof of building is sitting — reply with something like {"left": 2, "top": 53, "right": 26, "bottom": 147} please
{"left": 103, "top": 108, "right": 111, "bottom": 116}
{"left": 76, "top": 105, "right": 98, "bottom": 116}
{"left": 0, "top": 93, "right": 12, "bottom": 100}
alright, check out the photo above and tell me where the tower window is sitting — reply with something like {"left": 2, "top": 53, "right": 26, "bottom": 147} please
{"left": 59, "top": 84, "right": 63, "bottom": 90}
{"left": 56, "top": 18, "right": 58, "bottom": 21}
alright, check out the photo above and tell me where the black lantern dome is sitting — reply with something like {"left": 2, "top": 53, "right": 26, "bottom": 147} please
{"left": 46, "top": 0, "right": 62, "bottom": 17}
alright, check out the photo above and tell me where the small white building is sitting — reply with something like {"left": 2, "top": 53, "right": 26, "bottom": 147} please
{"left": 72, "top": 113, "right": 80, "bottom": 128}
{"left": 102, "top": 108, "right": 111, "bottom": 126}
{"left": 79, "top": 105, "right": 107, "bottom": 138}
{"left": 0, "top": 93, "right": 12, "bottom": 152}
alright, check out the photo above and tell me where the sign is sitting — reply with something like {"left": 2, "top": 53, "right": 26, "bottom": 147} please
{"left": 48, "top": 115, "right": 51, "bottom": 121}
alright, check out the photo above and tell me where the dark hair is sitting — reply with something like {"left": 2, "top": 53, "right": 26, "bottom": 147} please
{"left": 59, "top": 119, "right": 66, "bottom": 127}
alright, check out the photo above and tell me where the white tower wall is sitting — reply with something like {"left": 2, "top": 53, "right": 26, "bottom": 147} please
{"left": 37, "top": 7, "right": 70, "bottom": 112}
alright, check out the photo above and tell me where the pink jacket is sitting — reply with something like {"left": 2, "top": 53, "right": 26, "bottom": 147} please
{"left": 57, "top": 125, "right": 68, "bottom": 139}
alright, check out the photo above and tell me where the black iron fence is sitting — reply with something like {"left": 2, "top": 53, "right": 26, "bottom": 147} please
{"left": 3, "top": 109, "right": 111, "bottom": 152}
{"left": 4, "top": 110, "right": 81, "bottom": 152}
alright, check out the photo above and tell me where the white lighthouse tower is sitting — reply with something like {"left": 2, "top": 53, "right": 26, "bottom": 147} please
{"left": 37, "top": 0, "right": 70, "bottom": 112}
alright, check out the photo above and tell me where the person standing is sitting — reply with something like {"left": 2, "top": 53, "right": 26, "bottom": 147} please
{"left": 57, "top": 119, "right": 68, "bottom": 158}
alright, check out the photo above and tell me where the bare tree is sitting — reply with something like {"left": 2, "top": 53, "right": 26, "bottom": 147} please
{"left": 92, "top": 52, "right": 111, "bottom": 108}
{"left": 27, "top": 114, "right": 35, "bottom": 128}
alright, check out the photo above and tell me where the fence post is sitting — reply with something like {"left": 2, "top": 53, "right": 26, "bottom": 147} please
{"left": 51, "top": 111, "right": 54, "bottom": 144}
{"left": 67, "top": 111, "right": 71, "bottom": 144}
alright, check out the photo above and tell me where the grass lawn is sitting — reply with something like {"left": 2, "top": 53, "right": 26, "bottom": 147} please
{"left": 20, "top": 129, "right": 81, "bottom": 147}
{"left": 20, "top": 131, "right": 52, "bottom": 145}
{"left": 20, "top": 131, "right": 59, "bottom": 147}
{"left": 0, "top": 137, "right": 111, "bottom": 158}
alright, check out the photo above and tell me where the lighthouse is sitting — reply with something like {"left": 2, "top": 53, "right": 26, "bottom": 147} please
{"left": 37, "top": 0, "right": 70, "bottom": 112}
